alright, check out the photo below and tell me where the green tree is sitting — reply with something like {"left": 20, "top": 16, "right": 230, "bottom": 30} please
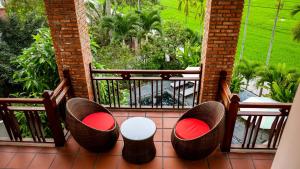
{"left": 137, "top": 10, "right": 162, "bottom": 42}
{"left": 176, "top": 41, "right": 200, "bottom": 68}
{"left": 291, "top": 4, "right": 300, "bottom": 42}
{"left": 101, "top": 13, "right": 139, "bottom": 45}
{"left": 85, "top": 0, "right": 104, "bottom": 25}
{"left": 236, "top": 59, "right": 261, "bottom": 89}
{"left": 0, "top": 12, "right": 46, "bottom": 55}
{"left": 265, "top": 0, "right": 284, "bottom": 65}
{"left": 12, "top": 28, "right": 58, "bottom": 96}
{"left": 178, "top": 0, "right": 205, "bottom": 24}
{"left": 4, "top": 0, "right": 46, "bottom": 22}
{"left": 257, "top": 64, "right": 300, "bottom": 102}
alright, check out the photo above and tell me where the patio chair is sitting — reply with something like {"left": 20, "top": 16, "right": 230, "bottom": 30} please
{"left": 171, "top": 101, "right": 225, "bottom": 160}
{"left": 66, "top": 98, "right": 119, "bottom": 152}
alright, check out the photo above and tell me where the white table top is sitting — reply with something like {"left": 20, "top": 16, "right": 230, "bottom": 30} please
{"left": 120, "top": 117, "right": 156, "bottom": 140}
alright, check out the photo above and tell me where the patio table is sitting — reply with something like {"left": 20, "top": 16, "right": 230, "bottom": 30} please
{"left": 120, "top": 117, "right": 156, "bottom": 164}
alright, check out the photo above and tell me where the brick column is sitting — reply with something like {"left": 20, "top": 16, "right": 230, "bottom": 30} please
{"left": 44, "top": 0, "right": 93, "bottom": 99}
{"left": 200, "top": 0, "right": 244, "bottom": 102}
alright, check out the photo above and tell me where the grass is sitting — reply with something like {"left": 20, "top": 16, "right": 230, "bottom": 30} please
{"left": 159, "top": 0, "right": 300, "bottom": 71}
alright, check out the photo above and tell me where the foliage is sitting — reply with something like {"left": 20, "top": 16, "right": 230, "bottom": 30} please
{"left": 291, "top": 5, "right": 300, "bottom": 42}
{"left": 236, "top": 59, "right": 262, "bottom": 89}
{"left": 4, "top": 0, "right": 46, "bottom": 22}
{"left": 0, "top": 12, "right": 46, "bottom": 55}
{"left": 176, "top": 41, "right": 200, "bottom": 68}
{"left": 257, "top": 63, "right": 300, "bottom": 102}
{"left": 137, "top": 9, "right": 162, "bottom": 42}
{"left": 178, "top": 0, "right": 205, "bottom": 23}
{"left": 101, "top": 13, "right": 140, "bottom": 45}
{"left": 230, "top": 69, "right": 244, "bottom": 93}
{"left": 85, "top": 0, "right": 104, "bottom": 25}
{"left": 93, "top": 42, "right": 136, "bottom": 69}
{"left": 12, "top": 28, "right": 58, "bottom": 96}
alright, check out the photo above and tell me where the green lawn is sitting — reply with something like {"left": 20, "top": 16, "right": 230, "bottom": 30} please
{"left": 159, "top": 0, "right": 300, "bottom": 71}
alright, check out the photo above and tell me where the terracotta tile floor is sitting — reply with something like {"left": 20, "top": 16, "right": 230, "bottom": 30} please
{"left": 0, "top": 111, "right": 275, "bottom": 169}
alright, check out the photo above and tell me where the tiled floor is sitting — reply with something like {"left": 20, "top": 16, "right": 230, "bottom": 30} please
{"left": 0, "top": 111, "right": 274, "bottom": 169}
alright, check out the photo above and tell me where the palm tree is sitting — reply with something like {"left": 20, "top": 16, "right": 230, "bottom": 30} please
{"left": 291, "top": 4, "right": 300, "bottom": 42}
{"left": 236, "top": 59, "right": 261, "bottom": 90}
{"left": 101, "top": 13, "right": 139, "bottom": 45}
{"left": 266, "top": 0, "right": 283, "bottom": 66}
{"left": 239, "top": 0, "right": 252, "bottom": 60}
{"left": 85, "top": 0, "right": 103, "bottom": 24}
{"left": 178, "top": 0, "right": 205, "bottom": 24}
{"left": 257, "top": 64, "right": 300, "bottom": 102}
{"left": 138, "top": 10, "right": 162, "bottom": 42}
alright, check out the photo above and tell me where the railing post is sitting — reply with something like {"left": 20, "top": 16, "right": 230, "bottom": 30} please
{"left": 221, "top": 94, "right": 240, "bottom": 152}
{"left": 42, "top": 91, "right": 65, "bottom": 146}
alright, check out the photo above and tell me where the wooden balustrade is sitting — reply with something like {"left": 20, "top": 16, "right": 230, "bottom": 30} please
{"left": 219, "top": 71, "right": 292, "bottom": 152}
{"left": 0, "top": 69, "right": 73, "bottom": 147}
{"left": 90, "top": 64, "right": 202, "bottom": 109}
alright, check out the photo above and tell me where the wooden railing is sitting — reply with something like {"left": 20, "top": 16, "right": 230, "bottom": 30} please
{"left": 90, "top": 64, "right": 202, "bottom": 110}
{"left": 219, "top": 71, "right": 292, "bottom": 152}
{"left": 0, "top": 69, "right": 72, "bottom": 147}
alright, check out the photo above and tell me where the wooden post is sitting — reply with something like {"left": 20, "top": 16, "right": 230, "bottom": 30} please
{"left": 221, "top": 94, "right": 240, "bottom": 152}
{"left": 42, "top": 91, "right": 65, "bottom": 146}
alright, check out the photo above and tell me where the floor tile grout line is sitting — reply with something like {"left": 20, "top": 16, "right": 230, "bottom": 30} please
{"left": 250, "top": 155, "right": 257, "bottom": 169}
{"left": 48, "top": 153, "right": 57, "bottom": 169}
{"left": 161, "top": 112, "right": 165, "bottom": 169}
{"left": 4, "top": 151, "right": 17, "bottom": 168}
{"left": 227, "top": 152, "right": 234, "bottom": 169}
{"left": 26, "top": 152, "right": 38, "bottom": 169}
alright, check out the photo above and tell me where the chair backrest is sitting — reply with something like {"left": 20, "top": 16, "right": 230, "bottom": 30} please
{"left": 181, "top": 101, "right": 225, "bottom": 129}
{"left": 66, "top": 98, "right": 110, "bottom": 121}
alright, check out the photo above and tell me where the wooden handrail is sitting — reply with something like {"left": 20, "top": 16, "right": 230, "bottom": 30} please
{"left": 238, "top": 102, "right": 292, "bottom": 109}
{"left": 0, "top": 98, "right": 44, "bottom": 104}
{"left": 91, "top": 69, "right": 201, "bottom": 74}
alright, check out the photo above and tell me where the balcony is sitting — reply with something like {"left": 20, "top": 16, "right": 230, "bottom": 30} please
{"left": 0, "top": 68, "right": 289, "bottom": 169}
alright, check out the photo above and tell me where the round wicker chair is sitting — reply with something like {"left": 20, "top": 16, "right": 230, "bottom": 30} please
{"left": 66, "top": 98, "right": 119, "bottom": 152}
{"left": 171, "top": 101, "right": 225, "bottom": 160}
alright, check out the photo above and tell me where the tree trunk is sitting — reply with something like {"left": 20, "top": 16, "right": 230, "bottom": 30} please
{"left": 105, "top": 0, "right": 111, "bottom": 16}
{"left": 239, "top": 0, "right": 251, "bottom": 60}
{"left": 246, "top": 79, "right": 250, "bottom": 90}
{"left": 266, "top": 0, "right": 282, "bottom": 66}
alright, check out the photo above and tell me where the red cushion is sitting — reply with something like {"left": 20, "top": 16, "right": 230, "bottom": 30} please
{"left": 82, "top": 112, "right": 115, "bottom": 131}
{"left": 175, "top": 118, "right": 210, "bottom": 140}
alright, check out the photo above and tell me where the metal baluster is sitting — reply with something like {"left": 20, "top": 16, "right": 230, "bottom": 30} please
{"left": 177, "top": 81, "right": 181, "bottom": 108}
{"left": 116, "top": 81, "right": 120, "bottom": 108}
{"left": 182, "top": 80, "right": 186, "bottom": 108}
{"left": 111, "top": 80, "right": 116, "bottom": 108}
{"left": 106, "top": 80, "right": 111, "bottom": 107}
{"left": 173, "top": 80, "right": 176, "bottom": 109}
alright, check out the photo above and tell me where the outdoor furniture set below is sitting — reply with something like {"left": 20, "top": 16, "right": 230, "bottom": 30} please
{"left": 66, "top": 98, "right": 225, "bottom": 164}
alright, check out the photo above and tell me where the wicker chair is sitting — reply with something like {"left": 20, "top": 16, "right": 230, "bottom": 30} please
{"left": 66, "top": 98, "right": 119, "bottom": 152}
{"left": 171, "top": 101, "right": 225, "bottom": 160}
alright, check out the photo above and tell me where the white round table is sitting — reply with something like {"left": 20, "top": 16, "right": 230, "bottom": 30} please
{"left": 120, "top": 117, "right": 156, "bottom": 164}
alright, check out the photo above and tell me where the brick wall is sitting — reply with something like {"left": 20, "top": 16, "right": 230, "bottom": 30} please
{"left": 44, "top": 0, "right": 93, "bottom": 99}
{"left": 200, "top": 0, "right": 244, "bottom": 102}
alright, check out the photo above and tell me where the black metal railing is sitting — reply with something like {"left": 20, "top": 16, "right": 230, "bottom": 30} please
{"left": 90, "top": 65, "right": 202, "bottom": 109}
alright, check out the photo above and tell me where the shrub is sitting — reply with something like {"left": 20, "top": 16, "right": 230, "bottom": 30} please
{"left": 12, "top": 28, "right": 58, "bottom": 96}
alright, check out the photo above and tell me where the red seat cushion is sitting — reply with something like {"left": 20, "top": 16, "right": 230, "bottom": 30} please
{"left": 175, "top": 118, "right": 210, "bottom": 140}
{"left": 82, "top": 112, "right": 115, "bottom": 131}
